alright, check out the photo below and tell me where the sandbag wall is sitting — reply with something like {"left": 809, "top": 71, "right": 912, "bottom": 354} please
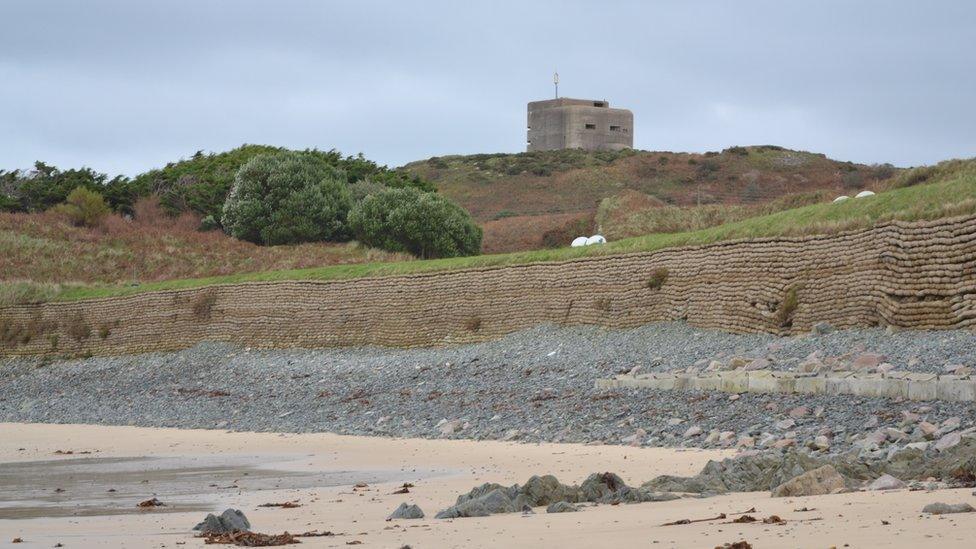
{"left": 2, "top": 214, "right": 975, "bottom": 357}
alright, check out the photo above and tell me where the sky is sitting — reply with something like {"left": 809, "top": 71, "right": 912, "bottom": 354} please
{"left": 1, "top": 0, "right": 974, "bottom": 176}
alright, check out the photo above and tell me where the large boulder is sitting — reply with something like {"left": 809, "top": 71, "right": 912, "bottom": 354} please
{"left": 193, "top": 509, "right": 250, "bottom": 534}
{"left": 519, "top": 475, "right": 581, "bottom": 506}
{"left": 922, "top": 502, "right": 976, "bottom": 515}
{"left": 771, "top": 465, "right": 847, "bottom": 497}
{"left": 546, "top": 501, "right": 579, "bottom": 513}
{"left": 435, "top": 488, "right": 516, "bottom": 519}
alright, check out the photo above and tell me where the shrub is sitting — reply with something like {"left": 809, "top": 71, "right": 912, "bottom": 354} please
{"left": 221, "top": 152, "right": 353, "bottom": 245}
{"left": 463, "top": 316, "right": 482, "bottom": 332}
{"left": 66, "top": 312, "right": 91, "bottom": 341}
{"left": 348, "top": 187, "right": 482, "bottom": 259}
{"left": 775, "top": 286, "right": 799, "bottom": 327}
{"left": 646, "top": 267, "right": 669, "bottom": 290}
{"left": 52, "top": 187, "right": 110, "bottom": 227}
{"left": 348, "top": 179, "right": 386, "bottom": 203}
{"left": 841, "top": 171, "right": 864, "bottom": 190}
{"left": 191, "top": 290, "right": 217, "bottom": 320}
{"left": 198, "top": 214, "right": 220, "bottom": 232}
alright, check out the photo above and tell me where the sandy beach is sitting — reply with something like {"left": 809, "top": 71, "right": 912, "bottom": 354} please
{"left": 2, "top": 423, "right": 975, "bottom": 548}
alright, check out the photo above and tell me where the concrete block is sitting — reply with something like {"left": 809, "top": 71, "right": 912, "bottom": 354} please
{"left": 937, "top": 377, "right": 976, "bottom": 402}
{"left": 694, "top": 375, "right": 722, "bottom": 391}
{"left": 795, "top": 375, "right": 827, "bottom": 395}
{"left": 672, "top": 374, "right": 694, "bottom": 391}
{"left": 718, "top": 371, "right": 750, "bottom": 393}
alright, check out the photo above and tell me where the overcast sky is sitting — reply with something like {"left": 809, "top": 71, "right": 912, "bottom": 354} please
{"left": 1, "top": 1, "right": 974, "bottom": 176}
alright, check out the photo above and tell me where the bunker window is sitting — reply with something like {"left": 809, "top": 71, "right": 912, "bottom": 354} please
{"left": 610, "top": 125, "right": 621, "bottom": 131}
{"left": 593, "top": 102, "right": 606, "bottom": 107}
{"left": 584, "top": 123, "right": 596, "bottom": 130}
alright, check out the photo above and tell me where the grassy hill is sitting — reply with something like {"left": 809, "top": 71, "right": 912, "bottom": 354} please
{"left": 8, "top": 157, "right": 972, "bottom": 305}
{"left": 403, "top": 146, "right": 896, "bottom": 252}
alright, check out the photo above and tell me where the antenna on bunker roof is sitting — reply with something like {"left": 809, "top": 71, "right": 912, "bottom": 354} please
{"left": 553, "top": 71, "right": 559, "bottom": 99}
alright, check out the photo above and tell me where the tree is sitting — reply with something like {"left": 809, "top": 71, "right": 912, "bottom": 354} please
{"left": 221, "top": 151, "right": 353, "bottom": 245}
{"left": 348, "top": 187, "right": 482, "bottom": 259}
{"left": 53, "top": 187, "right": 110, "bottom": 227}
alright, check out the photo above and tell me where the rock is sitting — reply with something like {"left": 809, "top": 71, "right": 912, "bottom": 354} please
{"left": 728, "top": 394, "right": 740, "bottom": 401}
{"left": 867, "top": 474, "right": 906, "bottom": 491}
{"left": 877, "top": 363, "right": 895, "bottom": 374}
{"left": 918, "top": 421, "right": 938, "bottom": 438}
{"left": 193, "top": 509, "right": 250, "bottom": 534}
{"left": 788, "top": 406, "right": 809, "bottom": 419}
{"left": 519, "top": 475, "right": 581, "bottom": 507}
{"left": 704, "top": 430, "right": 720, "bottom": 444}
{"left": 546, "top": 501, "right": 579, "bottom": 513}
{"left": 811, "top": 322, "right": 834, "bottom": 335}
{"left": 743, "top": 358, "right": 770, "bottom": 371}
{"left": 667, "top": 417, "right": 684, "bottom": 427}
{"left": 852, "top": 353, "right": 885, "bottom": 370}
{"left": 934, "top": 432, "right": 961, "bottom": 452}
{"left": 683, "top": 425, "right": 703, "bottom": 438}
{"left": 812, "top": 435, "right": 831, "bottom": 451}
{"left": 900, "top": 411, "right": 920, "bottom": 424}
{"left": 728, "top": 357, "right": 749, "bottom": 369}
{"left": 436, "top": 488, "right": 516, "bottom": 518}
{"left": 922, "top": 502, "right": 976, "bottom": 515}
{"left": 773, "top": 438, "right": 796, "bottom": 449}
{"left": 884, "top": 428, "right": 908, "bottom": 442}
{"left": 935, "top": 417, "right": 961, "bottom": 437}
{"left": 580, "top": 472, "right": 627, "bottom": 502}
{"left": 502, "top": 429, "right": 521, "bottom": 441}
{"left": 438, "top": 419, "right": 463, "bottom": 435}
{"left": 736, "top": 436, "right": 755, "bottom": 448}
{"left": 771, "top": 465, "right": 847, "bottom": 497}
{"left": 717, "top": 431, "right": 736, "bottom": 446}
{"left": 775, "top": 419, "right": 796, "bottom": 431}
{"left": 388, "top": 503, "right": 424, "bottom": 520}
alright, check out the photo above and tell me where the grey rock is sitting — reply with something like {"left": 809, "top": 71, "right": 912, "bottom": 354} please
{"left": 771, "top": 465, "right": 847, "bottom": 497}
{"left": 193, "top": 509, "right": 250, "bottom": 534}
{"left": 388, "top": 503, "right": 424, "bottom": 520}
{"left": 546, "top": 501, "right": 579, "bottom": 513}
{"left": 867, "top": 474, "right": 906, "bottom": 491}
{"left": 922, "top": 502, "right": 976, "bottom": 515}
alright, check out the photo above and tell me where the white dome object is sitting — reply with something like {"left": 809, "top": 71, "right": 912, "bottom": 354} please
{"left": 571, "top": 236, "right": 588, "bottom": 247}
{"left": 585, "top": 234, "right": 607, "bottom": 245}
{"left": 833, "top": 195, "right": 850, "bottom": 202}
{"left": 855, "top": 190, "right": 876, "bottom": 198}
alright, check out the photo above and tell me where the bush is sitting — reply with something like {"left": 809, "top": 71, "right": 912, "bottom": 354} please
{"left": 221, "top": 152, "right": 353, "bottom": 245}
{"left": 52, "top": 187, "right": 110, "bottom": 227}
{"left": 348, "top": 187, "right": 482, "bottom": 259}
{"left": 841, "top": 171, "right": 864, "bottom": 190}
{"left": 646, "top": 268, "right": 669, "bottom": 290}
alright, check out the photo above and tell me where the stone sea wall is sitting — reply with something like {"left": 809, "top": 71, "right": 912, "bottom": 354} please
{"left": 596, "top": 370, "right": 976, "bottom": 402}
{"left": 2, "top": 214, "right": 975, "bottom": 357}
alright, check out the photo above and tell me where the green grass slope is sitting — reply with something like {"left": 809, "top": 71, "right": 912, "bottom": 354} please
{"left": 20, "top": 157, "right": 972, "bottom": 304}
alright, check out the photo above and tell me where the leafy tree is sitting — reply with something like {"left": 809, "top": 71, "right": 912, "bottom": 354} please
{"left": 52, "top": 187, "right": 111, "bottom": 227}
{"left": 221, "top": 151, "right": 353, "bottom": 245}
{"left": 0, "top": 163, "right": 138, "bottom": 214}
{"left": 132, "top": 145, "right": 434, "bottom": 220}
{"left": 348, "top": 187, "right": 482, "bottom": 259}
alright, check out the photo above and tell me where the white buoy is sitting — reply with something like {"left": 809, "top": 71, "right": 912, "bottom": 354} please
{"left": 585, "top": 235, "right": 607, "bottom": 245}
{"left": 855, "top": 190, "right": 876, "bottom": 198}
{"left": 833, "top": 195, "right": 850, "bottom": 202}
{"left": 571, "top": 236, "right": 588, "bottom": 247}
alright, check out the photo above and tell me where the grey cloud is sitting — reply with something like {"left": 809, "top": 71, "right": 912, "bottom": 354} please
{"left": 0, "top": 0, "right": 973, "bottom": 176}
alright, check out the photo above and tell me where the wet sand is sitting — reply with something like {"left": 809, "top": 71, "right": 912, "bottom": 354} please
{"left": 2, "top": 423, "right": 976, "bottom": 548}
